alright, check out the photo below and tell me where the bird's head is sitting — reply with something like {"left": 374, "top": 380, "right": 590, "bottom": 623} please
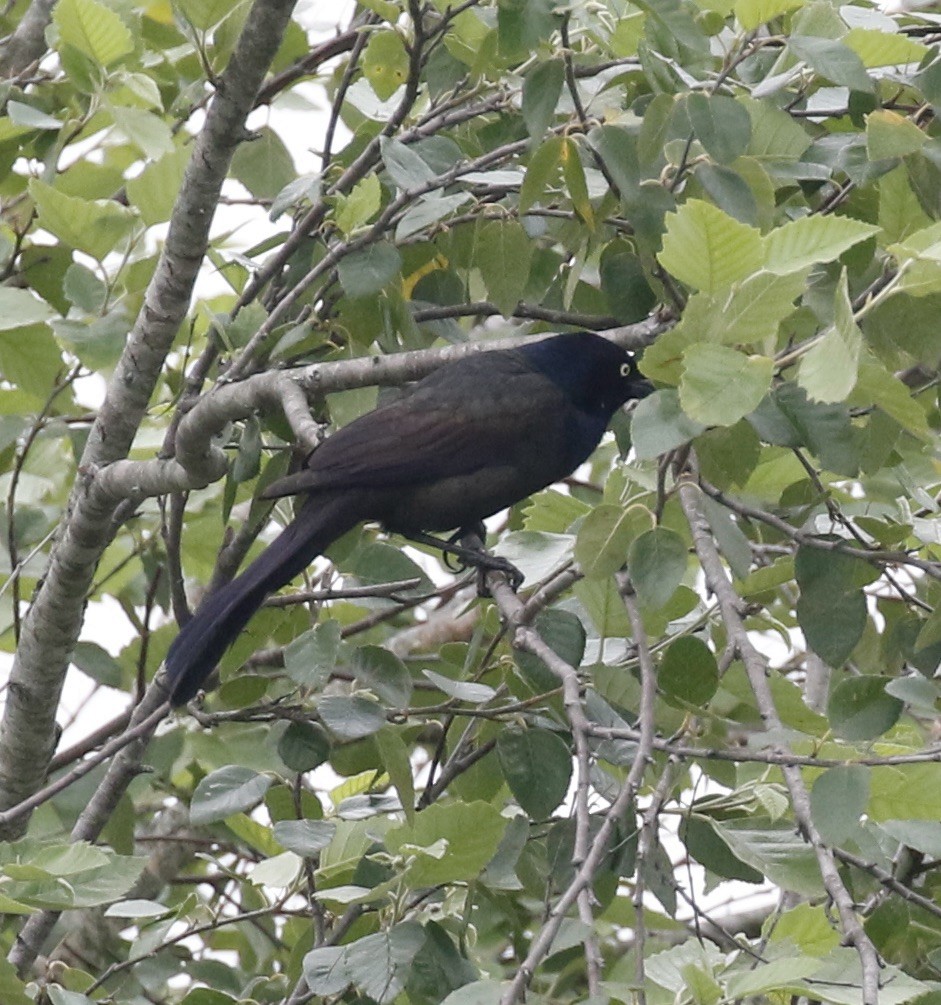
{"left": 521, "top": 331, "right": 654, "bottom": 415}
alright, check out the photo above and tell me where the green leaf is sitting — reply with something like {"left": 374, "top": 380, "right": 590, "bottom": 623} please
{"left": 629, "top": 528, "right": 687, "bottom": 610}
{"left": 828, "top": 677, "right": 903, "bottom": 741}
{"left": 175, "top": 0, "right": 239, "bottom": 30}
{"left": 575, "top": 503, "right": 652, "bottom": 579}
{"left": 798, "top": 588, "right": 867, "bottom": 667}
{"left": 658, "top": 199, "right": 763, "bottom": 292}
{"left": 317, "top": 695, "right": 386, "bottom": 740}
{"left": 336, "top": 173, "right": 382, "bottom": 235}
{"left": 677, "top": 268, "right": 808, "bottom": 347}
{"left": 63, "top": 262, "right": 106, "bottom": 312}
{"left": 659, "top": 636, "right": 718, "bottom": 705}
{"left": 421, "top": 669, "right": 495, "bottom": 704}
{"left": 30, "top": 179, "right": 136, "bottom": 261}
{"left": 0, "top": 287, "right": 55, "bottom": 329}
{"left": 337, "top": 242, "right": 402, "bottom": 298}
{"left": 496, "top": 727, "right": 572, "bottom": 819}
{"left": 587, "top": 124, "right": 640, "bottom": 200}
{"left": 109, "top": 105, "right": 174, "bottom": 160}
{"left": 386, "top": 801, "right": 507, "bottom": 885}
{"left": 519, "top": 135, "right": 563, "bottom": 213}
{"left": 273, "top": 819, "right": 336, "bottom": 856}
{"left": 230, "top": 126, "right": 296, "bottom": 200}
{"left": 694, "top": 420, "right": 761, "bottom": 489}
{"left": 747, "top": 383, "right": 860, "bottom": 476}
{"left": 561, "top": 136, "right": 594, "bottom": 228}
{"left": 54, "top": 0, "right": 133, "bottom": 66}
{"left": 797, "top": 273, "right": 861, "bottom": 403}
{"left": 879, "top": 820, "right": 941, "bottom": 857}
{"left": 851, "top": 359, "right": 930, "bottom": 439}
{"left": 788, "top": 35, "right": 873, "bottom": 94}
{"left": 363, "top": 30, "right": 409, "bottom": 100}
{"left": 680, "top": 345, "right": 774, "bottom": 426}
{"left": 477, "top": 219, "right": 532, "bottom": 316}
{"left": 1, "top": 325, "right": 68, "bottom": 399}
{"left": 631, "top": 390, "right": 707, "bottom": 459}
{"left": 763, "top": 215, "right": 880, "bottom": 275}
{"left": 283, "top": 620, "right": 341, "bottom": 689}
{"left": 374, "top": 727, "right": 416, "bottom": 823}
{"left": 599, "top": 241, "right": 657, "bottom": 323}
{"left": 686, "top": 94, "right": 751, "bottom": 165}
{"left": 277, "top": 721, "right": 331, "bottom": 772}
{"left": 844, "top": 28, "right": 929, "bottom": 69}
{"left": 190, "top": 766, "right": 273, "bottom": 826}
{"left": 351, "top": 645, "right": 412, "bottom": 708}
{"left": 810, "top": 765, "right": 869, "bottom": 844}
{"left": 380, "top": 135, "right": 437, "bottom": 191}
{"left": 710, "top": 817, "right": 822, "bottom": 896}
{"left": 866, "top": 109, "right": 927, "bottom": 161}
{"left": 734, "top": 0, "right": 803, "bottom": 30}
{"left": 522, "top": 59, "right": 564, "bottom": 140}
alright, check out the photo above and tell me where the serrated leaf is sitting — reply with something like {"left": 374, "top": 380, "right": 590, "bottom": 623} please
{"left": 867, "top": 110, "right": 926, "bottom": 161}
{"left": 497, "top": 727, "right": 572, "bottom": 819}
{"left": 844, "top": 27, "right": 929, "bottom": 68}
{"left": 686, "top": 93, "right": 751, "bottom": 165}
{"left": 763, "top": 215, "right": 880, "bottom": 275}
{"left": 851, "top": 359, "right": 930, "bottom": 439}
{"left": 54, "top": 0, "right": 133, "bottom": 66}
{"left": 30, "top": 180, "right": 136, "bottom": 261}
{"left": 797, "top": 273, "right": 861, "bottom": 403}
{"left": 337, "top": 242, "right": 402, "bottom": 298}
{"left": 575, "top": 503, "right": 653, "bottom": 579}
{"left": 658, "top": 199, "right": 763, "bottom": 292}
{"left": 659, "top": 636, "right": 718, "bottom": 705}
{"left": 283, "top": 620, "right": 341, "bottom": 689}
{"left": 680, "top": 344, "right": 774, "bottom": 426}
{"left": 109, "top": 105, "right": 173, "bottom": 159}
{"left": 631, "top": 389, "right": 706, "bottom": 458}
{"left": 387, "top": 801, "right": 507, "bottom": 886}
{"left": 477, "top": 219, "right": 532, "bottom": 315}
{"left": 679, "top": 268, "right": 808, "bottom": 347}
{"left": 125, "top": 144, "right": 188, "bottom": 226}
{"left": 629, "top": 528, "right": 687, "bottom": 610}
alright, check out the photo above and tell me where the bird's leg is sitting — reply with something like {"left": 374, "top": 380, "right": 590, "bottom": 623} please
{"left": 405, "top": 524, "right": 525, "bottom": 592}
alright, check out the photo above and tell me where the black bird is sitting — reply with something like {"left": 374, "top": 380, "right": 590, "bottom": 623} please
{"left": 163, "top": 331, "right": 653, "bottom": 705}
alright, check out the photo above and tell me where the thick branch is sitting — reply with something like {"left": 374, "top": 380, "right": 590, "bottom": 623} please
{"left": 0, "top": 0, "right": 299, "bottom": 835}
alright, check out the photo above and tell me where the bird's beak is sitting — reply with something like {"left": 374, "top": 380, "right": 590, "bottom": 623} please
{"left": 634, "top": 378, "right": 655, "bottom": 399}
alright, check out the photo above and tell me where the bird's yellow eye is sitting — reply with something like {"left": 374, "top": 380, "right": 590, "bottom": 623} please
{"left": 620, "top": 362, "right": 633, "bottom": 377}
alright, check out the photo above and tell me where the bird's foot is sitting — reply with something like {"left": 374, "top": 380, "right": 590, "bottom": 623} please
{"left": 406, "top": 528, "right": 524, "bottom": 594}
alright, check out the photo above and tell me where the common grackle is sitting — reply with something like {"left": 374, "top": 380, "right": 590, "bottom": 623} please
{"left": 162, "top": 331, "right": 653, "bottom": 705}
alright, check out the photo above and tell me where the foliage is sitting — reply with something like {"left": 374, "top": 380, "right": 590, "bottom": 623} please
{"left": 0, "top": 0, "right": 940, "bottom": 1002}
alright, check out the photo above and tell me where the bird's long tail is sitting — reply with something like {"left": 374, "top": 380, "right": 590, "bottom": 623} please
{"left": 163, "top": 494, "right": 362, "bottom": 705}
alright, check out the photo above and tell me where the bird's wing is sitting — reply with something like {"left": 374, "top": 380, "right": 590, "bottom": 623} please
{"left": 262, "top": 399, "right": 528, "bottom": 499}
